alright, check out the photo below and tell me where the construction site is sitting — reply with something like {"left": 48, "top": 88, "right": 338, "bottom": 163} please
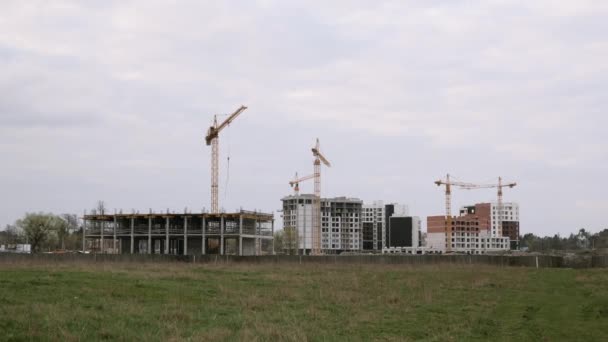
{"left": 82, "top": 105, "right": 275, "bottom": 256}
{"left": 82, "top": 211, "right": 274, "bottom": 255}
{"left": 80, "top": 104, "right": 522, "bottom": 257}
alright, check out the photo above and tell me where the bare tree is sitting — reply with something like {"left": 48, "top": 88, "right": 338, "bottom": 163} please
{"left": 97, "top": 201, "right": 106, "bottom": 215}
{"left": 61, "top": 214, "right": 78, "bottom": 232}
{"left": 59, "top": 214, "right": 79, "bottom": 250}
{"left": 53, "top": 216, "right": 70, "bottom": 250}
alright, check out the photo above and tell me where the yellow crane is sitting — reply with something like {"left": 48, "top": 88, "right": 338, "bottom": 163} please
{"left": 435, "top": 174, "right": 517, "bottom": 252}
{"left": 205, "top": 105, "right": 247, "bottom": 214}
{"left": 289, "top": 172, "right": 315, "bottom": 196}
{"left": 458, "top": 177, "right": 517, "bottom": 238}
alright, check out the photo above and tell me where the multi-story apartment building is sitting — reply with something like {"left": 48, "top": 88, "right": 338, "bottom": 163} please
{"left": 361, "top": 201, "right": 422, "bottom": 254}
{"left": 427, "top": 202, "right": 515, "bottom": 254}
{"left": 361, "top": 201, "right": 408, "bottom": 251}
{"left": 493, "top": 202, "right": 520, "bottom": 249}
{"left": 461, "top": 202, "right": 520, "bottom": 248}
{"left": 387, "top": 216, "right": 421, "bottom": 249}
{"left": 281, "top": 195, "right": 362, "bottom": 254}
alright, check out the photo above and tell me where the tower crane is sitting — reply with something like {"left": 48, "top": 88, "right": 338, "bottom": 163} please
{"left": 434, "top": 174, "right": 517, "bottom": 252}
{"left": 458, "top": 177, "right": 517, "bottom": 238}
{"left": 205, "top": 105, "right": 247, "bottom": 214}
{"left": 311, "top": 138, "right": 331, "bottom": 255}
{"left": 289, "top": 172, "right": 315, "bottom": 196}
{"left": 288, "top": 172, "right": 315, "bottom": 255}
{"left": 435, "top": 174, "right": 472, "bottom": 252}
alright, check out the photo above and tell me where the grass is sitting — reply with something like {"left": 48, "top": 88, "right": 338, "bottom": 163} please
{"left": 0, "top": 262, "right": 607, "bottom": 341}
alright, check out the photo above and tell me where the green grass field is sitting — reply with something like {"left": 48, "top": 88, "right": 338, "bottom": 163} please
{"left": 0, "top": 263, "right": 607, "bottom": 341}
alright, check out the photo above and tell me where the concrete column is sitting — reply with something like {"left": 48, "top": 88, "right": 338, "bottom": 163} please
{"left": 183, "top": 216, "right": 188, "bottom": 256}
{"left": 220, "top": 216, "right": 225, "bottom": 255}
{"left": 147, "top": 216, "right": 152, "bottom": 254}
{"left": 113, "top": 215, "right": 117, "bottom": 254}
{"left": 101, "top": 219, "right": 105, "bottom": 254}
{"left": 202, "top": 217, "right": 206, "bottom": 255}
{"left": 82, "top": 210, "right": 86, "bottom": 252}
{"left": 255, "top": 219, "right": 259, "bottom": 256}
{"left": 239, "top": 215, "right": 243, "bottom": 256}
{"left": 130, "top": 217, "right": 134, "bottom": 254}
{"left": 272, "top": 218, "right": 275, "bottom": 255}
{"left": 165, "top": 217, "right": 170, "bottom": 255}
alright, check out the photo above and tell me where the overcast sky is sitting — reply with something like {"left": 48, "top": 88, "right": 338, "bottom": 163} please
{"left": 1, "top": 1, "right": 607, "bottom": 236}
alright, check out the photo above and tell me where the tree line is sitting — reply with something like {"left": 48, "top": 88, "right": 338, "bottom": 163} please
{"left": 519, "top": 228, "right": 608, "bottom": 252}
{"left": 1, "top": 213, "right": 81, "bottom": 252}
{"left": 0, "top": 201, "right": 107, "bottom": 253}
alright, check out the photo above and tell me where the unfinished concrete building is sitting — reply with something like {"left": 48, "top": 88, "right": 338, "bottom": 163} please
{"left": 82, "top": 210, "right": 274, "bottom": 256}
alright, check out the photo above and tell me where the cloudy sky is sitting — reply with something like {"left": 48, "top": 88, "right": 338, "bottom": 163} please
{"left": 1, "top": 0, "right": 607, "bottom": 236}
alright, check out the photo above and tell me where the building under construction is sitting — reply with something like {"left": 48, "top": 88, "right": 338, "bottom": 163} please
{"left": 281, "top": 195, "right": 362, "bottom": 254}
{"left": 83, "top": 210, "right": 274, "bottom": 256}
{"left": 426, "top": 202, "right": 516, "bottom": 254}
{"left": 80, "top": 106, "right": 277, "bottom": 256}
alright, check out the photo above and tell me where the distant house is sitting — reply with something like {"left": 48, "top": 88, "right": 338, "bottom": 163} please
{"left": 0, "top": 244, "right": 31, "bottom": 254}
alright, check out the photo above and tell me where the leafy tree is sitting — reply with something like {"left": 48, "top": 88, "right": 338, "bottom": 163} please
{"left": 273, "top": 230, "right": 284, "bottom": 254}
{"left": 520, "top": 233, "right": 538, "bottom": 250}
{"left": 16, "top": 213, "right": 56, "bottom": 252}
{"left": 0, "top": 224, "right": 24, "bottom": 245}
{"left": 593, "top": 228, "right": 608, "bottom": 249}
{"left": 273, "top": 228, "right": 299, "bottom": 255}
{"left": 519, "top": 228, "right": 608, "bottom": 252}
{"left": 61, "top": 214, "right": 81, "bottom": 250}
{"left": 283, "top": 227, "right": 299, "bottom": 255}
{"left": 54, "top": 216, "right": 70, "bottom": 250}
{"left": 575, "top": 228, "right": 591, "bottom": 249}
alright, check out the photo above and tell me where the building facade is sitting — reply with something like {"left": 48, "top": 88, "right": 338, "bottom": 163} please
{"left": 382, "top": 216, "right": 424, "bottom": 254}
{"left": 427, "top": 202, "right": 514, "bottom": 254}
{"left": 361, "top": 201, "right": 409, "bottom": 251}
{"left": 281, "top": 195, "right": 363, "bottom": 254}
{"left": 387, "top": 216, "right": 421, "bottom": 249}
{"left": 83, "top": 210, "right": 274, "bottom": 256}
{"left": 469, "top": 202, "right": 520, "bottom": 248}
{"left": 492, "top": 202, "right": 520, "bottom": 249}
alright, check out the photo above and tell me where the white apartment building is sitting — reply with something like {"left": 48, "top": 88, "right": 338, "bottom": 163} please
{"left": 460, "top": 202, "right": 520, "bottom": 247}
{"left": 281, "top": 195, "right": 362, "bottom": 254}
{"left": 491, "top": 202, "right": 519, "bottom": 237}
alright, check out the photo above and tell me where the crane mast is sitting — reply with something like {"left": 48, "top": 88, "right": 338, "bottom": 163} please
{"left": 288, "top": 172, "right": 315, "bottom": 255}
{"left": 435, "top": 174, "right": 459, "bottom": 252}
{"left": 459, "top": 177, "right": 517, "bottom": 237}
{"left": 444, "top": 174, "right": 452, "bottom": 252}
{"left": 205, "top": 105, "right": 247, "bottom": 214}
{"left": 210, "top": 115, "right": 219, "bottom": 214}
{"left": 435, "top": 174, "right": 517, "bottom": 252}
{"left": 311, "top": 139, "right": 330, "bottom": 255}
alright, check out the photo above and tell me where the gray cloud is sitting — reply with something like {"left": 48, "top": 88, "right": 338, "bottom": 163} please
{"left": 0, "top": 1, "right": 607, "bottom": 236}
